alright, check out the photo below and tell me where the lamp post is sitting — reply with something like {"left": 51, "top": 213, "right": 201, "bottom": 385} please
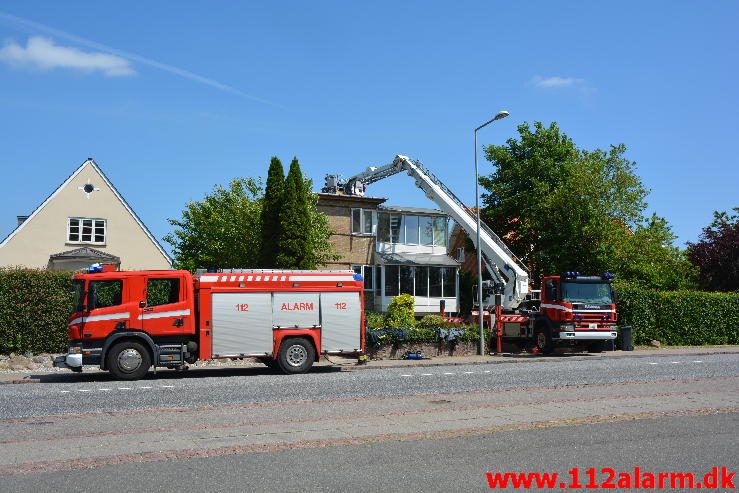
{"left": 474, "top": 110, "right": 509, "bottom": 355}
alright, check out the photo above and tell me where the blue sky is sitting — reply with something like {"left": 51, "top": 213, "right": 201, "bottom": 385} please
{"left": 1, "top": 1, "right": 737, "bottom": 253}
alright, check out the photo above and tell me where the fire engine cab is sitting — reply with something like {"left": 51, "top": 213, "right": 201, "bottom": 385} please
{"left": 54, "top": 265, "right": 365, "bottom": 380}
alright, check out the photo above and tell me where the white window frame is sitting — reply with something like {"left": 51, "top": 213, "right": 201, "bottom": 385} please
{"left": 351, "top": 208, "right": 377, "bottom": 236}
{"left": 351, "top": 264, "right": 374, "bottom": 290}
{"left": 67, "top": 217, "right": 107, "bottom": 245}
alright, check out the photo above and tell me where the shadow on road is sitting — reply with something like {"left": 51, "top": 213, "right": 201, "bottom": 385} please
{"left": 25, "top": 365, "right": 343, "bottom": 384}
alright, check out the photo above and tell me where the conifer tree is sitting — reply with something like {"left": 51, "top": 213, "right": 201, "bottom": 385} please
{"left": 276, "top": 157, "right": 312, "bottom": 269}
{"left": 260, "top": 156, "right": 284, "bottom": 267}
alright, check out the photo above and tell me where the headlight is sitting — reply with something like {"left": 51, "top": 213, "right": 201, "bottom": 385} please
{"left": 561, "top": 323, "right": 574, "bottom": 330}
{"left": 68, "top": 346, "right": 82, "bottom": 354}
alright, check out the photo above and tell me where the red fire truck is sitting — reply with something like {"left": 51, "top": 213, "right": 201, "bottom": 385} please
{"left": 54, "top": 266, "right": 365, "bottom": 380}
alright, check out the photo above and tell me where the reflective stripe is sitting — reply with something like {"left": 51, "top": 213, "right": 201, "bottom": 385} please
{"left": 289, "top": 275, "right": 355, "bottom": 282}
{"left": 137, "top": 309, "right": 191, "bottom": 320}
{"left": 199, "top": 275, "right": 218, "bottom": 282}
{"left": 68, "top": 312, "right": 130, "bottom": 326}
{"left": 541, "top": 304, "right": 614, "bottom": 313}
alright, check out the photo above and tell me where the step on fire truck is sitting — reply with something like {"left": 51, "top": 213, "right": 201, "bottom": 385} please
{"left": 323, "top": 155, "right": 618, "bottom": 354}
{"left": 54, "top": 266, "right": 365, "bottom": 379}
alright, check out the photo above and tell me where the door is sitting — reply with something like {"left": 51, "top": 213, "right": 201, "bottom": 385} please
{"left": 272, "top": 292, "right": 320, "bottom": 328}
{"left": 141, "top": 275, "right": 193, "bottom": 335}
{"left": 211, "top": 292, "right": 273, "bottom": 357}
{"left": 85, "top": 278, "right": 132, "bottom": 338}
{"left": 320, "top": 292, "right": 361, "bottom": 352}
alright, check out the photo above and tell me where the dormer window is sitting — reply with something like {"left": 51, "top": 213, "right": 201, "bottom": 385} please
{"left": 68, "top": 217, "right": 106, "bottom": 245}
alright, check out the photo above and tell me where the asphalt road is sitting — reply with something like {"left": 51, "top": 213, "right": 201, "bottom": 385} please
{"left": 1, "top": 412, "right": 736, "bottom": 492}
{"left": 1, "top": 352, "right": 737, "bottom": 419}
{"left": 0, "top": 352, "right": 737, "bottom": 491}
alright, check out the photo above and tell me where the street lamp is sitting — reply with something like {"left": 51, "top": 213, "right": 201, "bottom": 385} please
{"left": 474, "top": 110, "right": 509, "bottom": 355}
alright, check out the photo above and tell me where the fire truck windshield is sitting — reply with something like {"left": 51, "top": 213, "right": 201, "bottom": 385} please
{"left": 69, "top": 279, "right": 85, "bottom": 313}
{"left": 561, "top": 281, "right": 613, "bottom": 304}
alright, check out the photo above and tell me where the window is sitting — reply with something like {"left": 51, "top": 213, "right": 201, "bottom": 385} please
{"left": 351, "top": 208, "right": 376, "bottom": 235}
{"left": 404, "top": 215, "right": 419, "bottom": 244}
{"left": 89, "top": 280, "right": 122, "bottom": 309}
{"left": 384, "top": 265, "right": 399, "bottom": 296}
{"left": 429, "top": 267, "right": 442, "bottom": 297}
{"left": 420, "top": 216, "right": 434, "bottom": 246}
{"left": 415, "top": 266, "right": 428, "bottom": 296}
{"left": 147, "top": 278, "right": 180, "bottom": 307}
{"left": 68, "top": 217, "right": 106, "bottom": 244}
{"left": 400, "top": 266, "right": 414, "bottom": 295}
{"left": 389, "top": 214, "right": 403, "bottom": 243}
{"left": 456, "top": 247, "right": 465, "bottom": 262}
{"left": 352, "top": 265, "right": 374, "bottom": 290}
{"left": 433, "top": 217, "right": 447, "bottom": 246}
{"left": 442, "top": 267, "right": 456, "bottom": 298}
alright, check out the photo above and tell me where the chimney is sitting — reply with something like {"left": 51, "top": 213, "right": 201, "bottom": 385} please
{"left": 17, "top": 215, "right": 29, "bottom": 226}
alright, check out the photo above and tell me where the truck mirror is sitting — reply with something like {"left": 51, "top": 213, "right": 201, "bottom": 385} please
{"left": 139, "top": 301, "right": 147, "bottom": 309}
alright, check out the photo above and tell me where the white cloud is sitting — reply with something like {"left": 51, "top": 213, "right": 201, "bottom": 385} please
{"left": 531, "top": 75, "right": 586, "bottom": 88}
{"left": 0, "top": 36, "right": 134, "bottom": 76}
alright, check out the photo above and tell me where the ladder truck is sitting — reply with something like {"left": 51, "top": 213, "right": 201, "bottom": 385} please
{"left": 323, "top": 155, "right": 618, "bottom": 354}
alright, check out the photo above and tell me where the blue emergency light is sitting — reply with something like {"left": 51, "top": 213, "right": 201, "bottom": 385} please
{"left": 563, "top": 271, "right": 581, "bottom": 279}
{"left": 602, "top": 272, "right": 616, "bottom": 280}
{"left": 353, "top": 273, "right": 363, "bottom": 282}
{"left": 88, "top": 263, "right": 103, "bottom": 273}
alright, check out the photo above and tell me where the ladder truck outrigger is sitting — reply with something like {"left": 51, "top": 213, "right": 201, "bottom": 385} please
{"left": 324, "top": 155, "right": 618, "bottom": 354}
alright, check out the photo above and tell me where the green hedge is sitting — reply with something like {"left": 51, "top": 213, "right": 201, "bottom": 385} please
{"left": 0, "top": 268, "right": 73, "bottom": 354}
{"left": 615, "top": 284, "right": 739, "bottom": 346}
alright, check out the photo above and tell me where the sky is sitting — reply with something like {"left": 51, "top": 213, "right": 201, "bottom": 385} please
{"left": 0, "top": 1, "right": 737, "bottom": 255}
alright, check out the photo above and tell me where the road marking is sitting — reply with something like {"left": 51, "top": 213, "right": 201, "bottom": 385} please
{"left": 484, "top": 370, "right": 491, "bottom": 373}
{"left": 60, "top": 390, "right": 70, "bottom": 393}
{"left": 421, "top": 373, "right": 433, "bottom": 376}
{"left": 77, "top": 389, "right": 90, "bottom": 392}
{"left": 160, "top": 385, "right": 174, "bottom": 388}
{"left": 99, "top": 388, "right": 111, "bottom": 391}
{"left": 648, "top": 362, "right": 659, "bottom": 365}
{"left": 671, "top": 361, "right": 682, "bottom": 364}
{"left": 443, "top": 372, "right": 456, "bottom": 375}
{"left": 118, "top": 387, "right": 132, "bottom": 390}
{"left": 401, "top": 374, "right": 413, "bottom": 377}
{"left": 464, "top": 371, "right": 474, "bottom": 374}
{"left": 693, "top": 360, "right": 703, "bottom": 363}
{"left": 139, "top": 386, "right": 153, "bottom": 389}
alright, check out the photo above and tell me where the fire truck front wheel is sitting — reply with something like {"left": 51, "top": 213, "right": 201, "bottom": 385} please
{"left": 106, "top": 341, "right": 152, "bottom": 380}
{"left": 534, "top": 325, "right": 555, "bottom": 355}
{"left": 277, "top": 338, "right": 315, "bottom": 374}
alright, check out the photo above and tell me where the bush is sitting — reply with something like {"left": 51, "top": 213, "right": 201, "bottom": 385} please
{"left": 615, "top": 283, "right": 739, "bottom": 346}
{"left": 365, "top": 312, "right": 385, "bottom": 330}
{"left": 417, "top": 314, "right": 446, "bottom": 330}
{"left": 384, "top": 294, "right": 416, "bottom": 329}
{"left": 0, "top": 268, "right": 73, "bottom": 354}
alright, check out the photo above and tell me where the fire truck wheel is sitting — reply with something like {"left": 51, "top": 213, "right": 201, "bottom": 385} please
{"left": 587, "top": 341, "right": 605, "bottom": 353}
{"left": 277, "top": 338, "right": 315, "bottom": 374}
{"left": 107, "top": 341, "right": 151, "bottom": 380}
{"left": 534, "top": 326, "right": 555, "bottom": 355}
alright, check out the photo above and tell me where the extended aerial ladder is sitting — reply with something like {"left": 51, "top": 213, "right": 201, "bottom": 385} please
{"left": 323, "top": 155, "right": 529, "bottom": 309}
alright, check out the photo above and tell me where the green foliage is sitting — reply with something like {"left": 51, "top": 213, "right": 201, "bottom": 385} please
{"left": 165, "top": 177, "right": 264, "bottom": 271}
{"left": 384, "top": 294, "right": 416, "bottom": 328}
{"left": 260, "top": 157, "right": 285, "bottom": 268}
{"left": 615, "top": 282, "right": 739, "bottom": 346}
{"left": 0, "top": 268, "right": 73, "bottom": 354}
{"left": 165, "top": 157, "right": 337, "bottom": 272}
{"left": 276, "top": 158, "right": 313, "bottom": 269}
{"left": 479, "top": 121, "right": 695, "bottom": 290}
{"left": 417, "top": 314, "right": 446, "bottom": 329}
{"left": 365, "top": 312, "right": 385, "bottom": 330}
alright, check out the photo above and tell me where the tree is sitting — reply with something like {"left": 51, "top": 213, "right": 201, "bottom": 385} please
{"left": 479, "top": 121, "right": 695, "bottom": 289}
{"left": 276, "top": 158, "right": 312, "bottom": 269}
{"left": 687, "top": 208, "right": 739, "bottom": 291}
{"left": 260, "top": 156, "right": 284, "bottom": 268}
{"left": 165, "top": 156, "right": 338, "bottom": 272}
{"left": 164, "top": 177, "right": 263, "bottom": 272}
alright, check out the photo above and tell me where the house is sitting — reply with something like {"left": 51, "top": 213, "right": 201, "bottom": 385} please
{"left": 0, "top": 158, "right": 172, "bottom": 271}
{"left": 317, "top": 193, "right": 460, "bottom": 315}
